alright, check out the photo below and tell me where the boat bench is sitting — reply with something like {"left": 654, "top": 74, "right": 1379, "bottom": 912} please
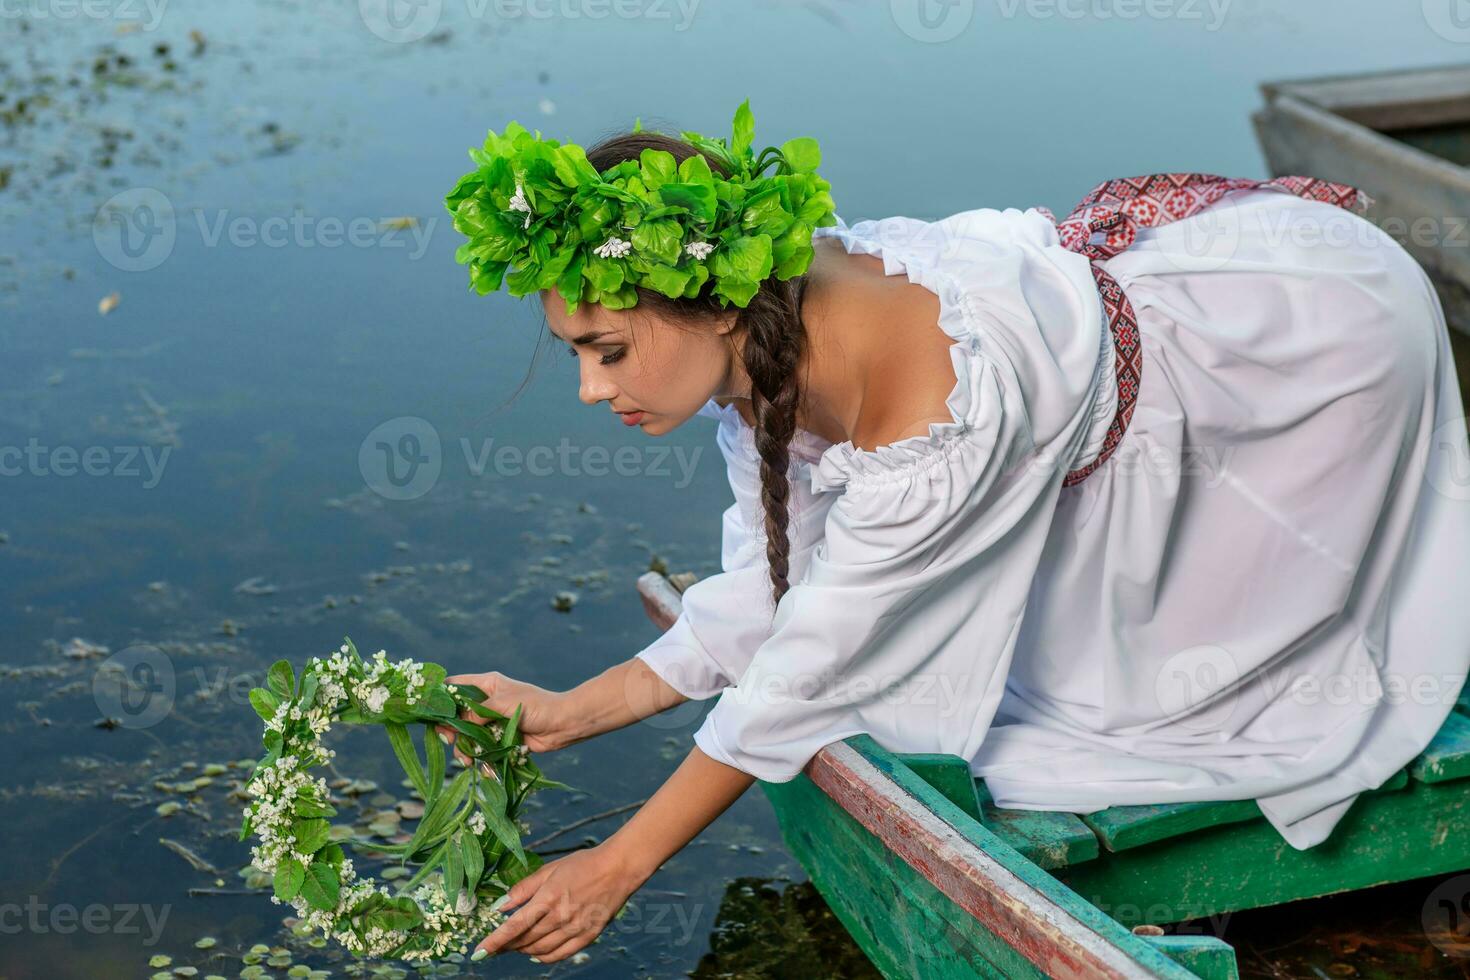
{"left": 899, "top": 684, "right": 1470, "bottom": 929}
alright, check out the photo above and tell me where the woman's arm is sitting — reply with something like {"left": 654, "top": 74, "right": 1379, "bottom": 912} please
{"left": 603, "top": 744, "right": 754, "bottom": 877}
{"left": 444, "top": 655, "right": 690, "bottom": 755}
{"left": 558, "top": 655, "right": 692, "bottom": 744}
{"left": 472, "top": 745, "right": 754, "bottom": 962}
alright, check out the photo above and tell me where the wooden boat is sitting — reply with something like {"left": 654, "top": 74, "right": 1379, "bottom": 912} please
{"left": 636, "top": 571, "right": 1470, "bottom": 980}
{"left": 1252, "top": 62, "right": 1470, "bottom": 335}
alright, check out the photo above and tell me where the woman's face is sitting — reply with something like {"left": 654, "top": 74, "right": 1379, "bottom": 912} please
{"left": 540, "top": 292, "right": 739, "bottom": 435}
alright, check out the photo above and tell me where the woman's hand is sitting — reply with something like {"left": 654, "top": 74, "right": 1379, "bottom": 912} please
{"left": 473, "top": 842, "right": 649, "bottom": 963}
{"left": 440, "top": 670, "right": 582, "bottom": 755}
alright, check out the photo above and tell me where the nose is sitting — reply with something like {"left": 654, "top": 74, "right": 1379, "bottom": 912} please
{"left": 577, "top": 358, "right": 619, "bottom": 407}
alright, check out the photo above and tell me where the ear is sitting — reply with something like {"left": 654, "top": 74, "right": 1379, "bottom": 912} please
{"left": 713, "top": 310, "right": 741, "bottom": 338}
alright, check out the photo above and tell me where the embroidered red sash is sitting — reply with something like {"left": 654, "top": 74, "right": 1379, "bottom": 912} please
{"left": 1039, "top": 173, "right": 1374, "bottom": 487}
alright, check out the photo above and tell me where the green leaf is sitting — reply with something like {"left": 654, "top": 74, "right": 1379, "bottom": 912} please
{"left": 502, "top": 703, "right": 523, "bottom": 748}
{"left": 423, "top": 688, "right": 458, "bottom": 720}
{"left": 453, "top": 686, "right": 508, "bottom": 722}
{"left": 638, "top": 148, "right": 678, "bottom": 190}
{"left": 461, "top": 832, "right": 484, "bottom": 895}
{"left": 498, "top": 849, "right": 543, "bottom": 886}
{"left": 476, "top": 776, "right": 526, "bottom": 869}
{"left": 400, "top": 839, "right": 449, "bottom": 893}
{"left": 274, "top": 857, "right": 305, "bottom": 902}
{"left": 426, "top": 725, "right": 446, "bottom": 805}
{"left": 249, "top": 688, "right": 279, "bottom": 723}
{"left": 407, "top": 770, "right": 471, "bottom": 857}
{"left": 656, "top": 182, "right": 716, "bottom": 223}
{"left": 645, "top": 263, "right": 693, "bottom": 300}
{"left": 266, "top": 660, "right": 295, "bottom": 700}
{"left": 443, "top": 834, "right": 464, "bottom": 908}
{"left": 780, "top": 137, "right": 821, "bottom": 174}
{"left": 299, "top": 860, "right": 340, "bottom": 912}
{"left": 386, "top": 723, "right": 431, "bottom": 801}
{"left": 238, "top": 812, "right": 253, "bottom": 842}
{"left": 740, "top": 190, "right": 795, "bottom": 240}
{"left": 297, "top": 670, "right": 320, "bottom": 710}
{"left": 292, "top": 796, "right": 337, "bottom": 819}
{"left": 630, "top": 218, "right": 682, "bottom": 265}
{"left": 730, "top": 99, "right": 755, "bottom": 160}
{"left": 293, "top": 818, "right": 330, "bottom": 854}
{"left": 677, "top": 152, "right": 713, "bottom": 185}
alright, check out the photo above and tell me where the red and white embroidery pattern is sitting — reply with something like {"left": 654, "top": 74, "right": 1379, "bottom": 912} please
{"left": 1044, "top": 173, "right": 1375, "bottom": 488}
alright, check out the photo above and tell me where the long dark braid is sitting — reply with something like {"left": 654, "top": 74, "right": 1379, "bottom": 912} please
{"left": 570, "top": 126, "right": 813, "bottom": 616}
{"left": 743, "top": 274, "right": 809, "bottom": 611}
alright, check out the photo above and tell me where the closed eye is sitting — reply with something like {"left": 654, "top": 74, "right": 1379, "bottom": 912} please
{"left": 567, "top": 344, "right": 625, "bottom": 365}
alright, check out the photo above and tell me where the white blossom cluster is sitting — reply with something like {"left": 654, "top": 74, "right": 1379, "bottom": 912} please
{"left": 593, "top": 235, "right": 632, "bottom": 259}
{"left": 507, "top": 181, "right": 533, "bottom": 229}
{"left": 243, "top": 642, "right": 510, "bottom": 961}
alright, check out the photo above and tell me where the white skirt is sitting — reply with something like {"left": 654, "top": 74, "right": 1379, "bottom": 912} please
{"left": 971, "top": 188, "right": 1470, "bottom": 849}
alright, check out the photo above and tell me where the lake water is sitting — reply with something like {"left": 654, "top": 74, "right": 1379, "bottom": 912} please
{"left": 2, "top": 2, "right": 1467, "bottom": 977}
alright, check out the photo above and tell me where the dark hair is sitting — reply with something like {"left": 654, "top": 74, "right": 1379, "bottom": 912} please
{"left": 557, "top": 126, "right": 813, "bottom": 616}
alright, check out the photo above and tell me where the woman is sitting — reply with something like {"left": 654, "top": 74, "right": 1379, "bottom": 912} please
{"left": 443, "top": 126, "right": 1470, "bottom": 963}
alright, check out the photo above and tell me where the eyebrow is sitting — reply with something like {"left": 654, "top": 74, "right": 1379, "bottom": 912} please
{"left": 553, "top": 329, "right": 615, "bottom": 345}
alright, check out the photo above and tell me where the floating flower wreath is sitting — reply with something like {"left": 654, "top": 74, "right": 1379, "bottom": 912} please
{"left": 240, "top": 638, "right": 568, "bottom": 962}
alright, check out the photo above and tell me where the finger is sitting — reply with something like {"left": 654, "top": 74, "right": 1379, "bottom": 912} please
{"left": 476, "top": 865, "right": 550, "bottom": 954}
{"left": 508, "top": 908, "right": 568, "bottom": 951}
{"left": 536, "top": 931, "right": 592, "bottom": 964}
{"left": 477, "top": 899, "right": 550, "bottom": 956}
{"left": 522, "top": 923, "right": 578, "bottom": 957}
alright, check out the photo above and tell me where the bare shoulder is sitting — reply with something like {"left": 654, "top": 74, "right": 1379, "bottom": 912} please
{"left": 833, "top": 257, "right": 961, "bottom": 454}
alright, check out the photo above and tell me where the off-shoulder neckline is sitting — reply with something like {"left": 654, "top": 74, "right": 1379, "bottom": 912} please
{"left": 795, "top": 215, "right": 979, "bottom": 491}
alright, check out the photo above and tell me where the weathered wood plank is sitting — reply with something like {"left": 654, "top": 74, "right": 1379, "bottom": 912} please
{"left": 1251, "top": 91, "right": 1470, "bottom": 306}
{"left": 808, "top": 738, "right": 1208, "bottom": 979}
{"left": 974, "top": 780, "right": 1101, "bottom": 870}
{"left": 1260, "top": 62, "right": 1470, "bottom": 130}
{"left": 1059, "top": 775, "right": 1470, "bottom": 928}
{"left": 765, "top": 773, "right": 1042, "bottom": 979}
{"left": 1082, "top": 800, "right": 1262, "bottom": 855}
{"left": 896, "top": 753, "right": 984, "bottom": 823}
{"left": 1141, "top": 936, "right": 1241, "bottom": 980}
{"left": 1079, "top": 768, "right": 1410, "bottom": 855}
{"left": 1410, "top": 710, "right": 1470, "bottom": 785}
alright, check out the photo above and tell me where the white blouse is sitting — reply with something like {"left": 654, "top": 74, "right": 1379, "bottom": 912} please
{"left": 636, "top": 192, "right": 1470, "bottom": 850}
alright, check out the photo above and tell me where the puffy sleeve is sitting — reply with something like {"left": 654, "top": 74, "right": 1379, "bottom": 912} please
{"left": 688, "top": 208, "right": 1110, "bottom": 782}
{"left": 634, "top": 400, "right": 838, "bottom": 700}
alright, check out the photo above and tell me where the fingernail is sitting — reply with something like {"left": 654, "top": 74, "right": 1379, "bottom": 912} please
{"left": 528, "top": 956, "right": 541, "bottom": 963}
{"left": 438, "top": 731, "right": 450, "bottom": 744}
{"left": 470, "top": 948, "right": 488, "bottom": 962}
{"left": 489, "top": 892, "right": 514, "bottom": 913}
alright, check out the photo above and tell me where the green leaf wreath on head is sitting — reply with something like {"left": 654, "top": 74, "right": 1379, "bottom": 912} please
{"left": 443, "top": 98, "right": 839, "bottom": 316}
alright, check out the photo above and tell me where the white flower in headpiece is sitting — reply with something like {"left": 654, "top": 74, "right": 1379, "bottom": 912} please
{"left": 684, "top": 241, "right": 714, "bottom": 260}
{"left": 593, "top": 236, "right": 632, "bottom": 259}
{"left": 507, "top": 181, "right": 532, "bottom": 229}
